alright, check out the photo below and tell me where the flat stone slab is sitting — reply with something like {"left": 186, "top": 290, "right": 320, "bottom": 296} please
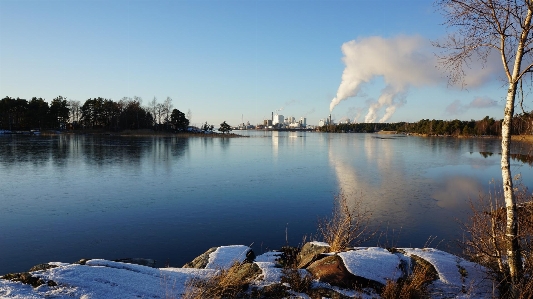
{"left": 338, "top": 247, "right": 401, "bottom": 285}
{"left": 205, "top": 245, "right": 252, "bottom": 269}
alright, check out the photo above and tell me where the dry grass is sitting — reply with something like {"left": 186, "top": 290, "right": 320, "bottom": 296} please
{"left": 318, "top": 193, "right": 373, "bottom": 252}
{"left": 381, "top": 264, "right": 433, "bottom": 299}
{"left": 280, "top": 268, "right": 313, "bottom": 294}
{"left": 160, "top": 271, "right": 179, "bottom": 299}
{"left": 182, "top": 262, "right": 259, "bottom": 299}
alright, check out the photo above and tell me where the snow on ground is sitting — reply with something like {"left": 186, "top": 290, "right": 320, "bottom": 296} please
{"left": 0, "top": 246, "right": 496, "bottom": 299}
{"left": 0, "top": 246, "right": 253, "bottom": 299}
{"left": 402, "top": 248, "right": 494, "bottom": 298}
{"left": 338, "top": 247, "right": 402, "bottom": 285}
{"left": 253, "top": 251, "right": 284, "bottom": 287}
{"left": 309, "top": 241, "right": 330, "bottom": 247}
{"left": 0, "top": 261, "right": 211, "bottom": 299}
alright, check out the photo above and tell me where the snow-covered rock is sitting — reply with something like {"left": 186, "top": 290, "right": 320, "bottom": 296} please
{"left": 0, "top": 244, "right": 495, "bottom": 299}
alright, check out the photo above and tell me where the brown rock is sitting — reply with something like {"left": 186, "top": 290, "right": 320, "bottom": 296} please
{"left": 1, "top": 272, "right": 46, "bottom": 288}
{"left": 306, "top": 254, "right": 385, "bottom": 290}
{"left": 306, "top": 255, "right": 356, "bottom": 288}
{"left": 29, "top": 263, "right": 58, "bottom": 272}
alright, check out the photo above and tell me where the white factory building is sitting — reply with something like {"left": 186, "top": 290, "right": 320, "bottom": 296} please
{"left": 269, "top": 113, "right": 307, "bottom": 129}
{"left": 318, "top": 114, "right": 333, "bottom": 127}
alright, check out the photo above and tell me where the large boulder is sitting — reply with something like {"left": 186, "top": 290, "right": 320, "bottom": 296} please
{"left": 29, "top": 263, "right": 58, "bottom": 272}
{"left": 337, "top": 247, "right": 402, "bottom": 286}
{"left": 1, "top": 272, "right": 56, "bottom": 288}
{"left": 226, "top": 262, "right": 262, "bottom": 283}
{"left": 183, "top": 247, "right": 218, "bottom": 268}
{"left": 184, "top": 245, "right": 255, "bottom": 269}
{"left": 306, "top": 255, "right": 359, "bottom": 288}
{"left": 297, "top": 242, "right": 330, "bottom": 268}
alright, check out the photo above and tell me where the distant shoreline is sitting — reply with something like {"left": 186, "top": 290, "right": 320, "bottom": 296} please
{"left": 2, "top": 129, "right": 532, "bottom": 142}
{"left": 376, "top": 130, "right": 533, "bottom": 143}
{"left": 1, "top": 129, "right": 246, "bottom": 138}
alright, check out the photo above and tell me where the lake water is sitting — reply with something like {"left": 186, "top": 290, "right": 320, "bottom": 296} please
{"left": 1, "top": 132, "right": 532, "bottom": 274}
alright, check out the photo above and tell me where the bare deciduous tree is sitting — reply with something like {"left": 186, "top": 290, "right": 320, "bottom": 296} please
{"left": 186, "top": 109, "right": 192, "bottom": 122}
{"left": 149, "top": 97, "right": 158, "bottom": 127}
{"left": 435, "top": 0, "right": 533, "bottom": 284}
{"left": 163, "top": 97, "right": 173, "bottom": 126}
{"left": 67, "top": 100, "right": 81, "bottom": 124}
{"left": 155, "top": 103, "right": 164, "bottom": 126}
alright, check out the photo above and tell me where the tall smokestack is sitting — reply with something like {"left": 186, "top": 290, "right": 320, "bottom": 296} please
{"left": 329, "top": 114, "right": 332, "bottom": 124}
{"left": 272, "top": 112, "right": 273, "bottom": 121}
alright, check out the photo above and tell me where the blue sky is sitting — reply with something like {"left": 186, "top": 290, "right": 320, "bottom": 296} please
{"left": 0, "top": 0, "right": 511, "bottom": 126}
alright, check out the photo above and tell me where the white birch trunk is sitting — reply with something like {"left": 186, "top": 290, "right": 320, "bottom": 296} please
{"left": 501, "top": 82, "right": 522, "bottom": 282}
{"left": 500, "top": 3, "right": 533, "bottom": 283}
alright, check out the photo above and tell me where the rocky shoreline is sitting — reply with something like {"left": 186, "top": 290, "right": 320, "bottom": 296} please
{"left": 0, "top": 242, "right": 494, "bottom": 299}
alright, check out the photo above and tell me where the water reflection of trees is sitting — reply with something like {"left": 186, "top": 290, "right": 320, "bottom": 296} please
{"left": 479, "top": 151, "right": 494, "bottom": 158}
{"left": 477, "top": 151, "right": 533, "bottom": 166}
{"left": 219, "top": 137, "right": 231, "bottom": 150}
{"left": 84, "top": 136, "right": 145, "bottom": 167}
{"left": 510, "top": 154, "right": 533, "bottom": 166}
{"left": 0, "top": 136, "right": 61, "bottom": 168}
{"left": 0, "top": 135, "right": 190, "bottom": 170}
{"left": 171, "top": 138, "right": 189, "bottom": 158}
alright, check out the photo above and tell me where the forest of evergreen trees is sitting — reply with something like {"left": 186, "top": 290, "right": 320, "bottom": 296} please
{"left": 319, "top": 112, "right": 533, "bottom": 136}
{"left": 1, "top": 95, "right": 532, "bottom": 136}
{"left": 0, "top": 96, "right": 189, "bottom": 132}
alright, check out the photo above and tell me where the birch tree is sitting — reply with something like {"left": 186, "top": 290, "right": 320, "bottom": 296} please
{"left": 163, "top": 97, "right": 173, "bottom": 124}
{"left": 149, "top": 97, "right": 158, "bottom": 127}
{"left": 436, "top": 0, "right": 533, "bottom": 284}
{"left": 67, "top": 100, "right": 81, "bottom": 124}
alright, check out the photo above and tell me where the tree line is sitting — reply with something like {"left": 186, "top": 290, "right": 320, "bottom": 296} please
{"left": 0, "top": 96, "right": 189, "bottom": 132}
{"left": 320, "top": 112, "right": 533, "bottom": 136}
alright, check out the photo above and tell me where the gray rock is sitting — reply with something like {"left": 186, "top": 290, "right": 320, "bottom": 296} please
{"left": 29, "top": 263, "right": 58, "bottom": 272}
{"left": 297, "top": 242, "right": 330, "bottom": 268}
{"left": 228, "top": 262, "right": 262, "bottom": 282}
{"left": 74, "top": 258, "right": 90, "bottom": 265}
{"left": 1, "top": 272, "right": 48, "bottom": 288}
{"left": 183, "top": 247, "right": 218, "bottom": 269}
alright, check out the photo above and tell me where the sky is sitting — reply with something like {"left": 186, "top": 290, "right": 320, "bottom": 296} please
{"left": 0, "top": 0, "right": 520, "bottom": 127}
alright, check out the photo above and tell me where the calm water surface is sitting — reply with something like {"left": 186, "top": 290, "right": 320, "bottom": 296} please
{"left": 1, "top": 132, "right": 532, "bottom": 274}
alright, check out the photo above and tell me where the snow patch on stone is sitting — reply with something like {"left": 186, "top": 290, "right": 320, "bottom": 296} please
{"left": 206, "top": 245, "right": 251, "bottom": 269}
{"left": 339, "top": 247, "right": 401, "bottom": 285}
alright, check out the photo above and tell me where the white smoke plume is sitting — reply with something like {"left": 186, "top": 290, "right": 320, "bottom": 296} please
{"left": 330, "top": 35, "right": 442, "bottom": 122}
{"left": 346, "top": 106, "right": 365, "bottom": 123}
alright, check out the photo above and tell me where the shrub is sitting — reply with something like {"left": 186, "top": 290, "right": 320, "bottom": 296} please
{"left": 317, "top": 193, "right": 373, "bottom": 252}
{"left": 381, "top": 264, "right": 432, "bottom": 299}
{"left": 280, "top": 268, "right": 313, "bottom": 294}
{"left": 182, "top": 262, "right": 259, "bottom": 299}
{"left": 462, "top": 179, "right": 533, "bottom": 298}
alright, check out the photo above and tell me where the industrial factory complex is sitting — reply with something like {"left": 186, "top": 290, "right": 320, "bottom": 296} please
{"left": 236, "top": 113, "right": 333, "bottom": 130}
